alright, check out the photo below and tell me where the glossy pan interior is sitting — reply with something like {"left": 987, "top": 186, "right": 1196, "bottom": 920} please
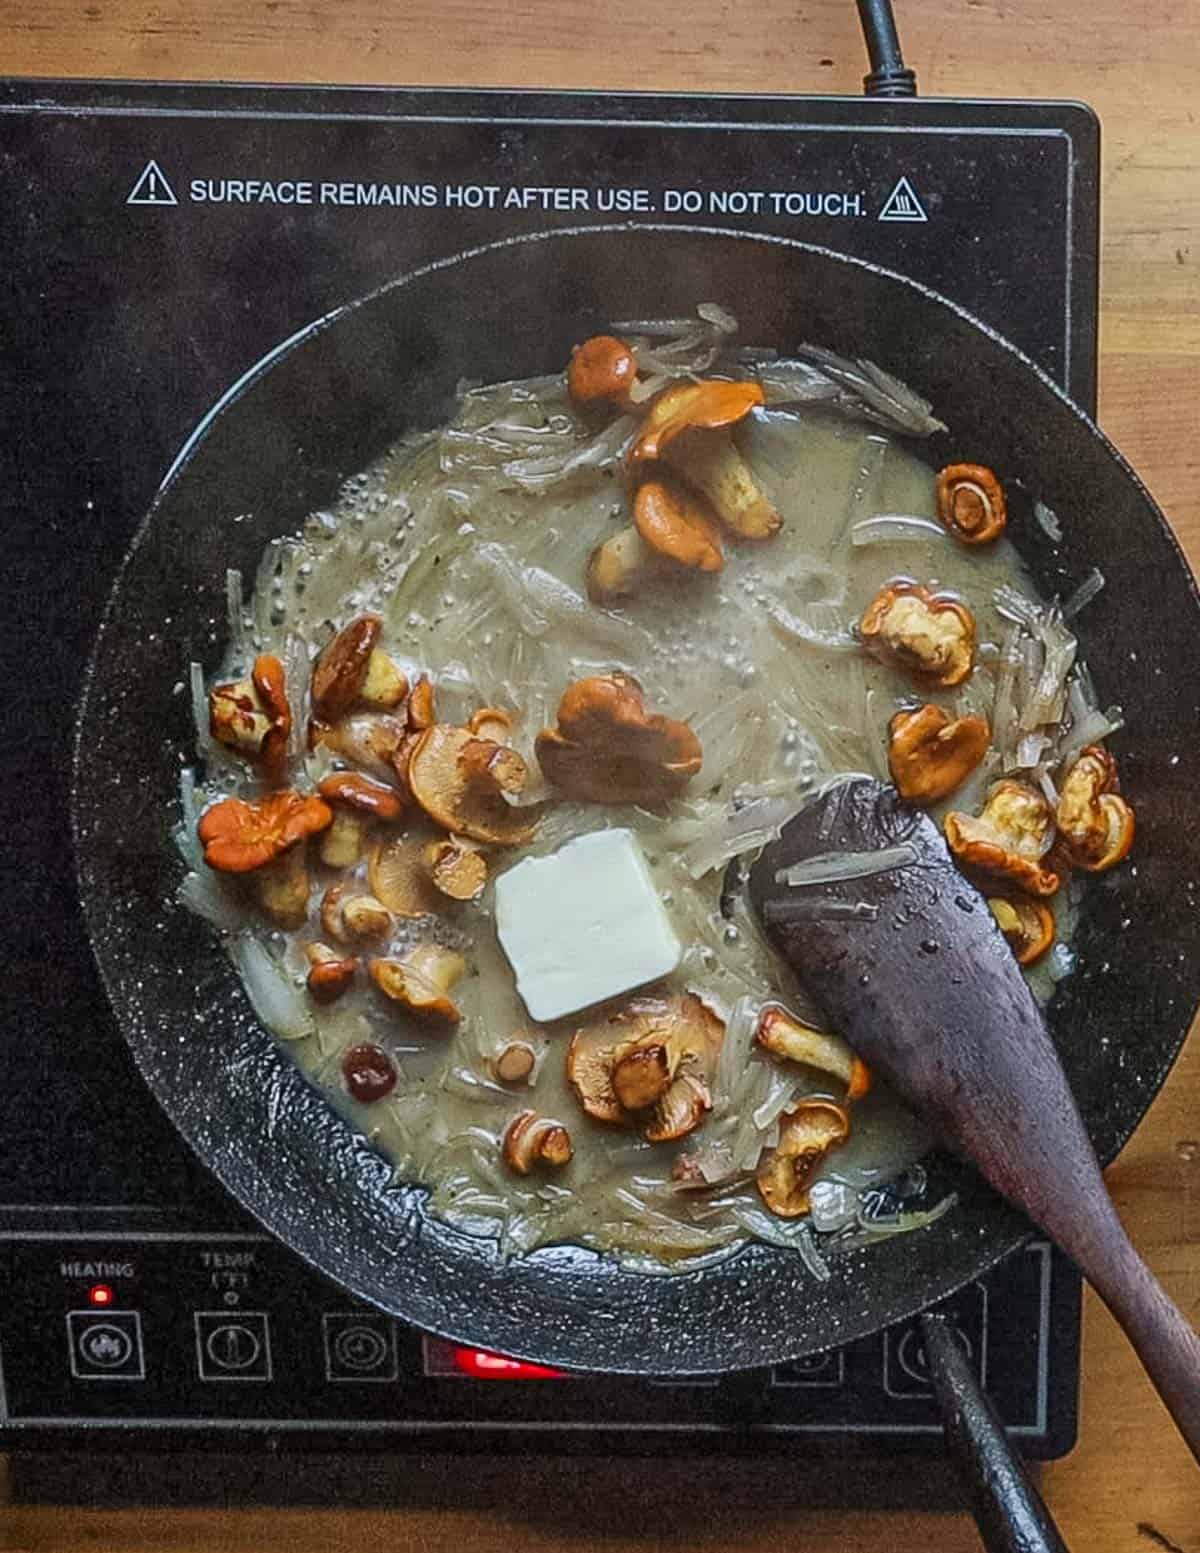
{"left": 73, "top": 227, "right": 1200, "bottom": 1372}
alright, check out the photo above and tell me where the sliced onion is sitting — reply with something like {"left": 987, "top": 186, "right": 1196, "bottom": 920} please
{"left": 225, "top": 568, "right": 247, "bottom": 664}
{"left": 1016, "top": 732, "right": 1051, "bottom": 769}
{"left": 752, "top": 1069, "right": 809, "bottom": 1131}
{"left": 441, "top": 1067, "right": 513, "bottom": 1106}
{"left": 776, "top": 842, "right": 918, "bottom": 888}
{"left": 766, "top": 602, "right": 859, "bottom": 654}
{"left": 479, "top": 542, "right": 652, "bottom": 656}
{"left": 177, "top": 869, "right": 245, "bottom": 931}
{"left": 681, "top": 795, "right": 799, "bottom": 879}
{"left": 1033, "top": 499, "right": 1064, "bottom": 542}
{"left": 1058, "top": 706, "right": 1125, "bottom": 767}
{"left": 712, "top": 995, "right": 759, "bottom": 1111}
{"left": 762, "top": 898, "right": 880, "bottom": 925}
{"left": 1062, "top": 567, "right": 1106, "bottom": 621}
{"left": 501, "top": 415, "right": 634, "bottom": 492}
{"left": 692, "top": 689, "right": 770, "bottom": 793}
{"left": 850, "top": 514, "right": 946, "bottom": 547}
{"left": 230, "top": 936, "right": 314, "bottom": 1042}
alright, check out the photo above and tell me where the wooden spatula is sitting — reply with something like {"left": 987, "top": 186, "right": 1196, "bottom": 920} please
{"left": 747, "top": 775, "right": 1200, "bottom": 1465}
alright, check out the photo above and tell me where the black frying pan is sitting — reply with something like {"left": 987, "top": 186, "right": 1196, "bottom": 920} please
{"left": 74, "top": 228, "right": 1200, "bottom": 1384}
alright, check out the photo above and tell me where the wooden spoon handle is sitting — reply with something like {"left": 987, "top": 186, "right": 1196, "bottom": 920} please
{"left": 1077, "top": 1208, "right": 1200, "bottom": 1466}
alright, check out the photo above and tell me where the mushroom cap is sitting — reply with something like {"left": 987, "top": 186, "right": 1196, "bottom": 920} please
{"left": 755, "top": 1005, "right": 871, "bottom": 1102}
{"left": 567, "top": 334, "right": 640, "bottom": 410}
{"left": 503, "top": 1110, "right": 573, "bottom": 1174}
{"left": 566, "top": 993, "right": 724, "bottom": 1142}
{"left": 935, "top": 463, "right": 1007, "bottom": 544}
{"left": 314, "top": 712, "right": 408, "bottom": 780}
{"left": 887, "top": 704, "right": 990, "bottom": 805}
{"left": 198, "top": 790, "right": 332, "bottom": 874}
{"left": 311, "top": 614, "right": 382, "bottom": 723}
{"left": 407, "top": 677, "right": 436, "bottom": 731}
{"left": 367, "top": 833, "right": 443, "bottom": 918}
{"left": 306, "top": 952, "right": 360, "bottom": 1003}
{"left": 468, "top": 706, "right": 514, "bottom": 742}
{"left": 633, "top": 476, "right": 725, "bottom": 573}
{"left": 369, "top": 944, "right": 466, "bottom": 1025}
{"left": 629, "top": 378, "right": 764, "bottom": 465}
{"left": 756, "top": 1099, "right": 851, "bottom": 1218}
{"left": 1056, "top": 745, "right": 1135, "bottom": 871}
{"left": 424, "top": 836, "right": 488, "bottom": 901}
{"left": 252, "top": 654, "right": 292, "bottom": 785}
{"left": 408, "top": 724, "right": 538, "bottom": 846}
{"left": 945, "top": 779, "right": 1060, "bottom": 896}
{"left": 320, "top": 883, "right": 393, "bottom": 943}
{"left": 987, "top": 894, "right": 1056, "bottom": 966}
{"left": 535, "top": 673, "right": 702, "bottom": 805}
{"left": 860, "top": 582, "right": 976, "bottom": 689}
{"left": 318, "top": 771, "right": 405, "bottom": 821}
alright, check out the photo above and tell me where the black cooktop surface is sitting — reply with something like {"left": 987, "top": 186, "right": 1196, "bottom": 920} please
{"left": 0, "top": 80, "right": 1096, "bottom": 1452}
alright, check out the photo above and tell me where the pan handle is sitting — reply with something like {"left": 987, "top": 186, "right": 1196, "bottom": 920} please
{"left": 920, "top": 1312, "right": 1070, "bottom": 1553}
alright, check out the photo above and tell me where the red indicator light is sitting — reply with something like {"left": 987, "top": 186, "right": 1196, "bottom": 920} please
{"left": 88, "top": 1284, "right": 115, "bottom": 1307}
{"left": 452, "top": 1347, "right": 566, "bottom": 1380}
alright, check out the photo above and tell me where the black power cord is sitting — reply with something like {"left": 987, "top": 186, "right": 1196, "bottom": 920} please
{"left": 856, "top": 0, "right": 918, "bottom": 97}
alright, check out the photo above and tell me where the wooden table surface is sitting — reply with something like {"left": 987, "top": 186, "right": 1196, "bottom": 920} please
{"left": 1, "top": 2, "right": 1197, "bottom": 1548}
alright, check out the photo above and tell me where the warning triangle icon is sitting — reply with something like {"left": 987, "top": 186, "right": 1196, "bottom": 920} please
{"left": 877, "top": 175, "right": 927, "bottom": 223}
{"left": 126, "top": 159, "right": 178, "bottom": 207}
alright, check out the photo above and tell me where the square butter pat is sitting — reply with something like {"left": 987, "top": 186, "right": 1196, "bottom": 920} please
{"left": 494, "top": 828, "right": 682, "bottom": 1023}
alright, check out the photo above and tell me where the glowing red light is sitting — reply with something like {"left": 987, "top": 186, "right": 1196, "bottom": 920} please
{"left": 452, "top": 1347, "right": 566, "bottom": 1380}
{"left": 88, "top": 1283, "right": 115, "bottom": 1307}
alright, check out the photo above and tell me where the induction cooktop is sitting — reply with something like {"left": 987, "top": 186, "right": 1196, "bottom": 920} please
{"left": 0, "top": 79, "right": 1096, "bottom": 1454}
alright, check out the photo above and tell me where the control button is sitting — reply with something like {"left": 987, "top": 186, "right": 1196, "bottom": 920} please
{"left": 323, "top": 1313, "right": 398, "bottom": 1383}
{"left": 772, "top": 1349, "right": 846, "bottom": 1389}
{"left": 883, "top": 1283, "right": 988, "bottom": 1399}
{"left": 67, "top": 1310, "right": 145, "bottom": 1381}
{"left": 194, "top": 1310, "right": 272, "bottom": 1382}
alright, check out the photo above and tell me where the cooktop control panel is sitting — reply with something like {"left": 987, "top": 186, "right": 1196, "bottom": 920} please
{"left": 0, "top": 1234, "right": 1078, "bottom": 1454}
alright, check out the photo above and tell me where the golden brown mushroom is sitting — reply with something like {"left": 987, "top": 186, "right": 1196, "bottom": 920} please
{"left": 1055, "top": 746, "right": 1135, "bottom": 872}
{"left": 468, "top": 706, "right": 514, "bottom": 743}
{"left": 860, "top": 582, "right": 976, "bottom": 688}
{"left": 367, "top": 833, "right": 442, "bottom": 918}
{"left": 310, "top": 614, "right": 408, "bottom": 731}
{"left": 320, "top": 882, "right": 393, "bottom": 944}
{"left": 628, "top": 378, "right": 764, "bottom": 465}
{"left": 987, "top": 895, "right": 1056, "bottom": 966}
{"left": 585, "top": 526, "right": 653, "bottom": 604}
{"left": 756, "top": 1099, "right": 852, "bottom": 1218}
{"left": 304, "top": 942, "right": 360, "bottom": 1003}
{"left": 197, "top": 790, "right": 331, "bottom": 927}
{"left": 887, "top": 704, "right": 990, "bottom": 805}
{"left": 936, "top": 463, "right": 1007, "bottom": 545}
{"left": 502, "top": 1110, "right": 574, "bottom": 1175}
{"left": 945, "top": 780, "right": 1060, "bottom": 897}
{"left": 316, "top": 712, "right": 409, "bottom": 782}
{"left": 316, "top": 771, "right": 405, "bottom": 868}
{"left": 567, "top": 334, "right": 652, "bottom": 413}
{"left": 566, "top": 994, "right": 725, "bottom": 1144}
{"left": 423, "top": 835, "right": 487, "bottom": 901}
{"left": 493, "top": 1040, "right": 537, "bottom": 1085}
{"left": 407, "top": 677, "right": 436, "bottom": 731}
{"left": 755, "top": 1006, "right": 872, "bottom": 1102}
{"left": 209, "top": 653, "right": 292, "bottom": 786}
{"left": 662, "top": 431, "right": 781, "bottom": 541}
{"left": 633, "top": 475, "right": 725, "bottom": 573}
{"left": 407, "top": 725, "right": 538, "bottom": 846}
{"left": 369, "top": 943, "right": 467, "bottom": 1026}
{"left": 535, "top": 674, "right": 702, "bottom": 805}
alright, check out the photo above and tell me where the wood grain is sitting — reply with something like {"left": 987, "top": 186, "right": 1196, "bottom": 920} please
{"left": 1, "top": 1, "right": 1198, "bottom": 1548}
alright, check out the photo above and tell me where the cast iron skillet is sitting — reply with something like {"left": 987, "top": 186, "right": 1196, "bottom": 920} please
{"left": 74, "top": 227, "right": 1200, "bottom": 1377}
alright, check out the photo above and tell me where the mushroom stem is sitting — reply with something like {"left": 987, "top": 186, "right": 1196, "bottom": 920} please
{"left": 664, "top": 431, "right": 781, "bottom": 540}
{"left": 254, "top": 844, "right": 312, "bottom": 930}
{"left": 586, "top": 526, "right": 650, "bottom": 604}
